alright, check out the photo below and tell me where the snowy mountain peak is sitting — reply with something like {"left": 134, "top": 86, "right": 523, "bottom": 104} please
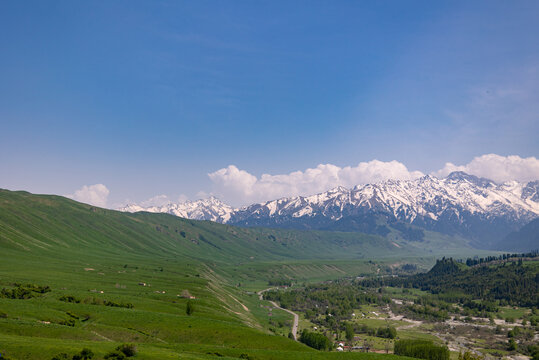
{"left": 118, "top": 196, "right": 234, "bottom": 223}
{"left": 446, "top": 171, "right": 494, "bottom": 188}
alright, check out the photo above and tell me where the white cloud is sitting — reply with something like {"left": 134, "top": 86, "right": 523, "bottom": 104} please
{"left": 68, "top": 184, "right": 110, "bottom": 207}
{"left": 208, "top": 155, "right": 539, "bottom": 206}
{"left": 208, "top": 160, "right": 424, "bottom": 206}
{"left": 139, "top": 194, "right": 171, "bottom": 207}
{"left": 433, "top": 154, "right": 539, "bottom": 184}
{"left": 119, "top": 193, "right": 189, "bottom": 209}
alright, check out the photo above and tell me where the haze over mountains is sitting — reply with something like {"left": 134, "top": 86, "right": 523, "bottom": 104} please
{"left": 119, "top": 172, "right": 539, "bottom": 251}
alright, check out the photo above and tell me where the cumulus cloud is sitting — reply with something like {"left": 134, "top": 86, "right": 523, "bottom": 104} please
{"left": 68, "top": 184, "right": 110, "bottom": 207}
{"left": 208, "top": 160, "right": 424, "bottom": 206}
{"left": 208, "top": 155, "right": 539, "bottom": 206}
{"left": 433, "top": 154, "right": 539, "bottom": 184}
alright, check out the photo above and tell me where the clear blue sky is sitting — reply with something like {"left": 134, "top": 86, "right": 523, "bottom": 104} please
{"left": 1, "top": 1, "right": 538, "bottom": 206}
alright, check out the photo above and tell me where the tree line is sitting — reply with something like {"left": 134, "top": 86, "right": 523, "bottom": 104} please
{"left": 463, "top": 250, "right": 538, "bottom": 267}
{"left": 361, "top": 258, "right": 539, "bottom": 307}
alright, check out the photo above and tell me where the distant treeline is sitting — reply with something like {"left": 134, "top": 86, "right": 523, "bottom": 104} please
{"left": 462, "top": 250, "right": 538, "bottom": 267}
{"left": 361, "top": 258, "right": 539, "bottom": 307}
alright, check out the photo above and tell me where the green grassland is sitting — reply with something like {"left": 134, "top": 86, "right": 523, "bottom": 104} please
{"left": 0, "top": 189, "right": 493, "bottom": 359}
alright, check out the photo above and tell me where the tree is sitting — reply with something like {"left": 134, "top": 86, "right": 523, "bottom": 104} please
{"left": 345, "top": 322, "right": 355, "bottom": 342}
{"left": 186, "top": 300, "right": 194, "bottom": 316}
{"left": 115, "top": 344, "right": 137, "bottom": 357}
{"left": 385, "top": 341, "right": 391, "bottom": 354}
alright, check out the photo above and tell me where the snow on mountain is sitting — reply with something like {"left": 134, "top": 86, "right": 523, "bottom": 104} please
{"left": 118, "top": 196, "right": 234, "bottom": 223}
{"left": 229, "top": 172, "right": 539, "bottom": 224}
{"left": 117, "top": 172, "right": 539, "bottom": 244}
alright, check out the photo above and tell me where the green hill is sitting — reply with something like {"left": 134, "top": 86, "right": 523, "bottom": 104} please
{"left": 0, "top": 189, "right": 407, "bottom": 260}
{"left": 0, "top": 189, "right": 477, "bottom": 359}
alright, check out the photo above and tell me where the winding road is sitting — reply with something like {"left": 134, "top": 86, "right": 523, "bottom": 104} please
{"left": 257, "top": 288, "right": 299, "bottom": 341}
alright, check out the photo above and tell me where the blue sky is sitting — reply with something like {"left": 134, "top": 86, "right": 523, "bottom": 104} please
{"left": 1, "top": 1, "right": 538, "bottom": 207}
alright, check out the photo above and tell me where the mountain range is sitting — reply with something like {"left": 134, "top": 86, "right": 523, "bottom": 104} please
{"left": 119, "top": 172, "right": 539, "bottom": 250}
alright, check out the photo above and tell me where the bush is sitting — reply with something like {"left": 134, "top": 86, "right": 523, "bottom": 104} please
{"left": 376, "top": 326, "right": 397, "bottom": 339}
{"left": 73, "top": 348, "right": 94, "bottom": 360}
{"left": 59, "top": 318, "right": 76, "bottom": 327}
{"left": 186, "top": 300, "right": 194, "bottom": 315}
{"left": 394, "top": 340, "right": 450, "bottom": 360}
{"left": 51, "top": 348, "right": 93, "bottom": 360}
{"left": 104, "top": 351, "right": 126, "bottom": 360}
{"left": 59, "top": 295, "right": 80, "bottom": 303}
{"left": 239, "top": 354, "right": 255, "bottom": 360}
{"left": 116, "top": 344, "right": 137, "bottom": 357}
{"left": 104, "top": 300, "right": 133, "bottom": 309}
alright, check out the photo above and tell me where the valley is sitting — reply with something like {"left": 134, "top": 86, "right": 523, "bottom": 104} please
{"left": 0, "top": 189, "right": 537, "bottom": 359}
{"left": 262, "top": 257, "right": 539, "bottom": 359}
{"left": 3, "top": 3, "right": 538, "bottom": 360}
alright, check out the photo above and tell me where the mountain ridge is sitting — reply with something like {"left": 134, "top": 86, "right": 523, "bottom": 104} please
{"left": 118, "top": 172, "right": 539, "bottom": 249}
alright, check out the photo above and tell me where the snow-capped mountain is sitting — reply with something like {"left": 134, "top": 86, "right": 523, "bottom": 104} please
{"left": 231, "top": 172, "right": 539, "bottom": 223}
{"left": 118, "top": 172, "right": 539, "bottom": 249}
{"left": 119, "top": 196, "right": 235, "bottom": 223}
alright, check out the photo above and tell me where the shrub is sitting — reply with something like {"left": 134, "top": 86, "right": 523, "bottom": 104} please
{"left": 59, "top": 295, "right": 80, "bottom": 303}
{"left": 104, "top": 351, "right": 126, "bottom": 360}
{"left": 72, "top": 348, "right": 94, "bottom": 360}
{"left": 376, "top": 326, "right": 397, "bottom": 339}
{"left": 186, "top": 300, "right": 194, "bottom": 315}
{"left": 239, "top": 354, "right": 255, "bottom": 360}
{"left": 116, "top": 344, "right": 137, "bottom": 357}
{"left": 104, "top": 300, "right": 133, "bottom": 309}
{"left": 59, "top": 319, "right": 76, "bottom": 327}
{"left": 51, "top": 348, "right": 93, "bottom": 360}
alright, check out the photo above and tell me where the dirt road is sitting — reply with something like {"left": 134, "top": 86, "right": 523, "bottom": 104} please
{"left": 257, "top": 288, "right": 299, "bottom": 340}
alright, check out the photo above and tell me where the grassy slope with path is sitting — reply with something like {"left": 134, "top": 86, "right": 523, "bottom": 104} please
{"left": 0, "top": 189, "right": 482, "bottom": 359}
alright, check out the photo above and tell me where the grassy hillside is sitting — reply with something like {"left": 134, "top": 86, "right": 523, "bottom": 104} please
{"left": 0, "top": 189, "right": 483, "bottom": 359}
{"left": 0, "top": 190, "right": 408, "bottom": 261}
